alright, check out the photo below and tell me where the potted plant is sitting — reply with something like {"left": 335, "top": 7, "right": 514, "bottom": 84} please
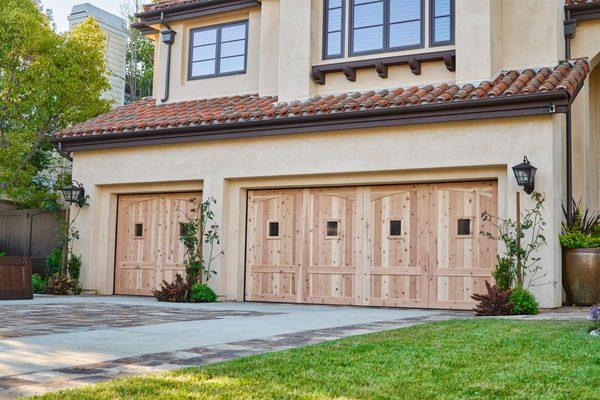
{"left": 559, "top": 199, "right": 600, "bottom": 306}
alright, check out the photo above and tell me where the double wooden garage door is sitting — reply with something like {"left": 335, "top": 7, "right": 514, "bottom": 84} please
{"left": 114, "top": 193, "right": 201, "bottom": 296}
{"left": 245, "top": 181, "right": 497, "bottom": 309}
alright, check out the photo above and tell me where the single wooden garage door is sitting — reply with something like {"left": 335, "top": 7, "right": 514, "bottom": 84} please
{"left": 115, "top": 192, "right": 201, "bottom": 295}
{"left": 245, "top": 181, "right": 497, "bottom": 309}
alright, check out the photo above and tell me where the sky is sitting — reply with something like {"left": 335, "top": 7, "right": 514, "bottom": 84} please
{"left": 40, "top": 0, "right": 131, "bottom": 32}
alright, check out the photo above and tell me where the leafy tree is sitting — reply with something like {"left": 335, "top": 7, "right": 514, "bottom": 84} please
{"left": 122, "top": 0, "right": 157, "bottom": 102}
{"left": 0, "top": 0, "right": 111, "bottom": 209}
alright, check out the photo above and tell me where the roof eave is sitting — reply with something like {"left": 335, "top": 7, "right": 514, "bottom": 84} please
{"left": 565, "top": 1, "right": 600, "bottom": 21}
{"left": 53, "top": 91, "right": 571, "bottom": 152}
{"left": 136, "top": 0, "right": 261, "bottom": 24}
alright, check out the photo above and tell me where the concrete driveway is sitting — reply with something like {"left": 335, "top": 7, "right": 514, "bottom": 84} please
{"left": 0, "top": 295, "right": 461, "bottom": 398}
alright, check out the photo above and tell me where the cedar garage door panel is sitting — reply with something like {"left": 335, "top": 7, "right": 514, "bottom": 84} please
{"left": 115, "top": 193, "right": 201, "bottom": 296}
{"left": 245, "top": 182, "right": 497, "bottom": 309}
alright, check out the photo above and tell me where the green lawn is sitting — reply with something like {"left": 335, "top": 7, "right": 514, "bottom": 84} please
{"left": 33, "top": 320, "right": 599, "bottom": 400}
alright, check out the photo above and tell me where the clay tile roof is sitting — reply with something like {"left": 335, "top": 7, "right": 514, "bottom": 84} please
{"left": 143, "top": 0, "right": 200, "bottom": 12}
{"left": 54, "top": 59, "right": 589, "bottom": 139}
{"left": 565, "top": 0, "right": 600, "bottom": 5}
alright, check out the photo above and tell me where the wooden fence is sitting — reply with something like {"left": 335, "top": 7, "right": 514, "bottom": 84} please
{"left": 0, "top": 257, "right": 33, "bottom": 300}
{"left": 0, "top": 202, "right": 63, "bottom": 276}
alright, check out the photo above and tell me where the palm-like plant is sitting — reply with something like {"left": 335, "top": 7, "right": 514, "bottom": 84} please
{"left": 562, "top": 198, "right": 600, "bottom": 236}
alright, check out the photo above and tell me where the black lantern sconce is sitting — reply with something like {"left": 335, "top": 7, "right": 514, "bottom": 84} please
{"left": 61, "top": 181, "right": 86, "bottom": 207}
{"left": 512, "top": 156, "right": 537, "bottom": 194}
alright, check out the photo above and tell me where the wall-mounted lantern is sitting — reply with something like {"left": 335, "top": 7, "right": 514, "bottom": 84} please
{"left": 512, "top": 156, "right": 537, "bottom": 194}
{"left": 61, "top": 181, "right": 86, "bottom": 207}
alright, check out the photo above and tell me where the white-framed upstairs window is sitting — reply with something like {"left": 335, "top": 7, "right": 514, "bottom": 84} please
{"left": 188, "top": 20, "right": 248, "bottom": 80}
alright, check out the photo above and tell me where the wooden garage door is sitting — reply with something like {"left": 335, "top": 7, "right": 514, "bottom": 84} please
{"left": 428, "top": 182, "right": 498, "bottom": 309}
{"left": 246, "top": 182, "right": 497, "bottom": 309}
{"left": 115, "top": 192, "right": 201, "bottom": 296}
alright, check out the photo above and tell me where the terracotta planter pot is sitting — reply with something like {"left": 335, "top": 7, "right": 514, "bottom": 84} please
{"left": 562, "top": 248, "right": 600, "bottom": 306}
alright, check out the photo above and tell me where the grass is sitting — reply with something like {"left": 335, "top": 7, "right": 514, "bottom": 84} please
{"left": 33, "top": 320, "right": 599, "bottom": 400}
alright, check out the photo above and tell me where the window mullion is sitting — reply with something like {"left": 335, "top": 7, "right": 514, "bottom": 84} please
{"left": 384, "top": 0, "right": 390, "bottom": 51}
{"left": 215, "top": 26, "right": 222, "bottom": 75}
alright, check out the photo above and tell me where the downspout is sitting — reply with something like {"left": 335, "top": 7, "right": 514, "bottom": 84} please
{"left": 160, "top": 12, "right": 176, "bottom": 103}
{"left": 564, "top": 12, "right": 576, "bottom": 221}
{"left": 57, "top": 141, "right": 73, "bottom": 162}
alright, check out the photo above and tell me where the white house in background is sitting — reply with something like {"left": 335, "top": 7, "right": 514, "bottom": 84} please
{"left": 68, "top": 3, "right": 128, "bottom": 107}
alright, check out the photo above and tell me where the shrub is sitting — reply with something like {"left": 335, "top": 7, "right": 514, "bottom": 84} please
{"left": 68, "top": 254, "right": 82, "bottom": 294}
{"left": 493, "top": 257, "right": 514, "bottom": 291}
{"left": 472, "top": 281, "right": 514, "bottom": 316}
{"left": 45, "top": 274, "right": 72, "bottom": 295}
{"left": 0, "top": 251, "right": 5, "bottom": 257}
{"left": 562, "top": 199, "right": 600, "bottom": 236}
{"left": 153, "top": 274, "right": 188, "bottom": 302}
{"left": 509, "top": 287, "right": 539, "bottom": 315}
{"left": 560, "top": 200, "right": 600, "bottom": 249}
{"left": 32, "top": 273, "right": 48, "bottom": 294}
{"left": 559, "top": 231, "right": 600, "bottom": 249}
{"left": 188, "top": 283, "right": 217, "bottom": 303}
{"left": 45, "top": 248, "right": 62, "bottom": 276}
{"left": 588, "top": 306, "right": 600, "bottom": 333}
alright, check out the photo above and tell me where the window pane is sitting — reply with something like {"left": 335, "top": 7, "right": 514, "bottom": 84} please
{"left": 220, "top": 55, "right": 245, "bottom": 73}
{"left": 192, "top": 44, "right": 216, "bottom": 61}
{"left": 327, "top": 221, "right": 339, "bottom": 237}
{"left": 389, "top": 0, "right": 421, "bottom": 23}
{"left": 328, "top": 0, "right": 342, "bottom": 8}
{"left": 268, "top": 222, "right": 279, "bottom": 237}
{"left": 193, "top": 28, "right": 217, "bottom": 46}
{"left": 221, "top": 24, "right": 246, "bottom": 42}
{"left": 354, "top": 1, "right": 384, "bottom": 28}
{"left": 389, "top": 220, "right": 402, "bottom": 236}
{"left": 389, "top": 20, "right": 421, "bottom": 48}
{"left": 353, "top": 26, "right": 383, "bottom": 52}
{"left": 191, "top": 60, "right": 216, "bottom": 76}
{"left": 435, "top": 0, "right": 451, "bottom": 17}
{"left": 328, "top": 7, "right": 342, "bottom": 31}
{"left": 220, "top": 40, "right": 245, "bottom": 57}
{"left": 457, "top": 219, "right": 471, "bottom": 236}
{"left": 434, "top": 16, "right": 451, "bottom": 43}
{"left": 327, "top": 31, "right": 342, "bottom": 55}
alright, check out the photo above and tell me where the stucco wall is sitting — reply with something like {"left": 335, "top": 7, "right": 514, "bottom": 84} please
{"left": 147, "top": 1, "right": 577, "bottom": 103}
{"left": 70, "top": 115, "right": 564, "bottom": 308}
{"left": 568, "top": 19, "right": 600, "bottom": 210}
{"left": 154, "top": 7, "right": 262, "bottom": 103}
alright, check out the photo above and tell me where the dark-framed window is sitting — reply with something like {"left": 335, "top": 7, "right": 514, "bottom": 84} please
{"left": 430, "top": 0, "right": 454, "bottom": 46}
{"left": 324, "top": 0, "right": 345, "bottom": 59}
{"left": 188, "top": 20, "right": 248, "bottom": 80}
{"left": 349, "top": 0, "right": 424, "bottom": 56}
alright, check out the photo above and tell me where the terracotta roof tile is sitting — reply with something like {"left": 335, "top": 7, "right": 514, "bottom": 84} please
{"left": 565, "top": 0, "right": 600, "bottom": 5}
{"left": 143, "top": 0, "right": 198, "bottom": 12}
{"left": 54, "top": 59, "right": 589, "bottom": 139}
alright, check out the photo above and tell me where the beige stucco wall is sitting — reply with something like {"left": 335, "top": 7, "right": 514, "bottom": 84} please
{"left": 501, "top": 0, "right": 563, "bottom": 70}
{"left": 154, "top": 7, "right": 262, "bottom": 103}
{"left": 71, "top": 115, "right": 565, "bottom": 308}
{"left": 568, "top": 19, "right": 600, "bottom": 210}
{"left": 150, "top": 0, "right": 458, "bottom": 102}
{"left": 146, "top": 1, "right": 580, "bottom": 104}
